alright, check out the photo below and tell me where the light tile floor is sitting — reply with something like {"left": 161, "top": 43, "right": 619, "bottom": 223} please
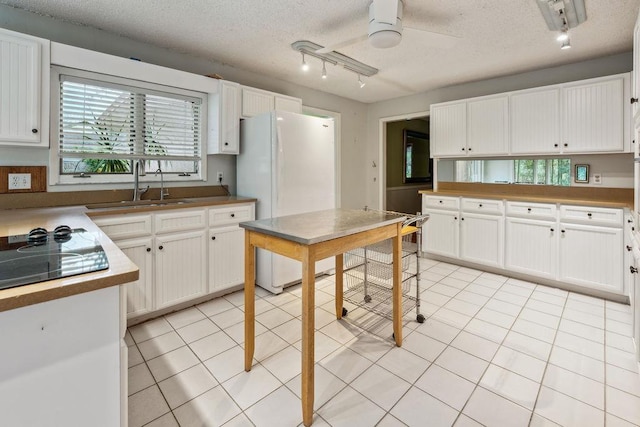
{"left": 127, "top": 258, "right": 640, "bottom": 427}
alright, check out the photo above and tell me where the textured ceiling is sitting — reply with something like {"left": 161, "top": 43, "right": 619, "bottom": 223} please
{"left": 1, "top": 0, "right": 638, "bottom": 103}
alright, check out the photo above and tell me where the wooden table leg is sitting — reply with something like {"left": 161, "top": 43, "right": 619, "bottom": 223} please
{"left": 392, "top": 223, "right": 403, "bottom": 346}
{"left": 244, "top": 231, "right": 256, "bottom": 371}
{"left": 301, "top": 246, "right": 316, "bottom": 427}
{"left": 335, "top": 253, "right": 344, "bottom": 319}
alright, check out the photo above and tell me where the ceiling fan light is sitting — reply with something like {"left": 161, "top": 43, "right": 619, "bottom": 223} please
{"left": 369, "top": 30, "right": 402, "bottom": 48}
{"left": 301, "top": 53, "right": 309, "bottom": 72}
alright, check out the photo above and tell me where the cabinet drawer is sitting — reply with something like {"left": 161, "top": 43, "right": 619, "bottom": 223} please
{"left": 209, "top": 203, "right": 254, "bottom": 226}
{"left": 423, "top": 195, "right": 459, "bottom": 211}
{"left": 154, "top": 208, "right": 207, "bottom": 234}
{"left": 461, "top": 198, "right": 504, "bottom": 215}
{"left": 559, "top": 205, "right": 623, "bottom": 227}
{"left": 506, "top": 201, "right": 557, "bottom": 220}
{"left": 92, "top": 214, "right": 152, "bottom": 239}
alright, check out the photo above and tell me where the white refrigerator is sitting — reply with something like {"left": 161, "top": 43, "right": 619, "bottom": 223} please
{"left": 237, "top": 110, "right": 336, "bottom": 294}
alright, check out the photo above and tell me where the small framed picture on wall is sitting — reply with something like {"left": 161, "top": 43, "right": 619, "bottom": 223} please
{"left": 575, "top": 164, "right": 589, "bottom": 183}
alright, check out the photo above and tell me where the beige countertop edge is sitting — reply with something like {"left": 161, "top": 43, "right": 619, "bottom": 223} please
{"left": 418, "top": 190, "right": 633, "bottom": 209}
{"left": 0, "top": 197, "right": 256, "bottom": 312}
{"left": 85, "top": 196, "right": 258, "bottom": 217}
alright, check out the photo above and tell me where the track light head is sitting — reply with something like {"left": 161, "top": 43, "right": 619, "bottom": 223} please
{"left": 358, "top": 74, "right": 366, "bottom": 88}
{"left": 301, "top": 53, "right": 309, "bottom": 72}
{"left": 321, "top": 61, "right": 327, "bottom": 79}
{"left": 560, "top": 38, "right": 571, "bottom": 49}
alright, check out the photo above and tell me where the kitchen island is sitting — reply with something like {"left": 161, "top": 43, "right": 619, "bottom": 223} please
{"left": 240, "top": 208, "right": 406, "bottom": 426}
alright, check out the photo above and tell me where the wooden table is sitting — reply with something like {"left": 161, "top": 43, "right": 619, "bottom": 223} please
{"left": 240, "top": 209, "right": 406, "bottom": 426}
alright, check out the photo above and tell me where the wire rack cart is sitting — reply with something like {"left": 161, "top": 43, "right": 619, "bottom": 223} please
{"left": 342, "top": 209, "right": 429, "bottom": 324}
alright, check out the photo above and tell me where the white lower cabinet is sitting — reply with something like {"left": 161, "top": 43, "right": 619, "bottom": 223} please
{"left": 505, "top": 217, "right": 557, "bottom": 280}
{"left": 209, "top": 226, "right": 245, "bottom": 291}
{"left": 422, "top": 195, "right": 626, "bottom": 297}
{"left": 422, "top": 209, "right": 459, "bottom": 258}
{"left": 155, "top": 230, "right": 207, "bottom": 309}
{"left": 92, "top": 201, "right": 254, "bottom": 320}
{"left": 459, "top": 213, "right": 504, "bottom": 268}
{"left": 117, "top": 237, "right": 153, "bottom": 317}
{"left": 558, "top": 222, "right": 623, "bottom": 293}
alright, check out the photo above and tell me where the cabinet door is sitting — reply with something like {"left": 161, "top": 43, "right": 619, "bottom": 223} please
{"left": 633, "top": 16, "right": 640, "bottom": 120}
{"left": 242, "top": 87, "right": 274, "bottom": 118}
{"left": 275, "top": 95, "right": 302, "bottom": 113}
{"left": 510, "top": 88, "right": 560, "bottom": 154}
{"left": 117, "top": 237, "right": 154, "bottom": 318}
{"left": 220, "top": 81, "right": 240, "bottom": 153}
{"left": 422, "top": 209, "right": 459, "bottom": 258}
{"left": 505, "top": 217, "right": 557, "bottom": 279}
{"left": 467, "top": 95, "right": 509, "bottom": 156}
{"left": 155, "top": 230, "right": 207, "bottom": 309}
{"left": 460, "top": 213, "right": 504, "bottom": 268}
{"left": 209, "top": 226, "right": 245, "bottom": 291}
{"left": 0, "top": 29, "right": 49, "bottom": 147}
{"left": 563, "top": 76, "right": 625, "bottom": 153}
{"left": 430, "top": 102, "right": 467, "bottom": 157}
{"left": 558, "top": 223, "right": 623, "bottom": 293}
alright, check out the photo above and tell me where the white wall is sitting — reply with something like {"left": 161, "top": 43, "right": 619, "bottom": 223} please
{"left": 367, "top": 53, "right": 633, "bottom": 209}
{"left": 0, "top": 5, "right": 369, "bottom": 207}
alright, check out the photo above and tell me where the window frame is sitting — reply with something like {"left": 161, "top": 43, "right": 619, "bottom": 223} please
{"left": 50, "top": 66, "right": 207, "bottom": 185}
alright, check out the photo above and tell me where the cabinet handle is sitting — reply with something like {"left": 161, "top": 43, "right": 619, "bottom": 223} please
{"left": 564, "top": 143, "right": 568, "bottom": 147}
{"left": 587, "top": 213, "right": 592, "bottom": 217}
{"left": 468, "top": 148, "right": 472, "bottom": 152}
{"left": 561, "top": 230, "right": 565, "bottom": 234}
{"left": 628, "top": 219, "right": 633, "bottom": 223}
{"left": 631, "top": 266, "right": 638, "bottom": 274}
{"left": 527, "top": 208, "right": 532, "bottom": 212}
{"left": 230, "top": 213, "right": 235, "bottom": 218}
{"left": 550, "top": 228, "right": 554, "bottom": 232}
{"left": 627, "top": 245, "right": 632, "bottom": 251}
{"left": 461, "top": 148, "right": 466, "bottom": 151}
{"left": 146, "top": 247, "right": 151, "bottom": 252}
{"left": 158, "top": 245, "right": 164, "bottom": 250}
{"left": 31, "top": 128, "right": 38, "bottom": 134}
{"left": 211, "top": 236, "right": 216, "bottom": 240}
{"left": 479, "top": 204, "right": 483, "bottom": 208}
{"left": 554, "top": 143, "right": 558, "bottom": 148}
{"left": 461, "top": 217, "right": 465, "bottom": 221}
{"left": 631, "top": 97, "right": 639, "bottom": 104}
{"left": 224, "top": 142, "right": 229, "bottom": 146}
{"left": 439, "top": 200, "right": 443, "bottom": 204}
{"left": 454, "top": 216, "right": 458, "bottom": 220}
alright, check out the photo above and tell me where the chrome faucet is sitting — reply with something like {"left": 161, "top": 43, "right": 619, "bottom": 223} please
{"left": 155, "top": 168, "right": 169, "bottom": 201}
{"left": 133, "top": 161, "right": 149, "bottom": 201}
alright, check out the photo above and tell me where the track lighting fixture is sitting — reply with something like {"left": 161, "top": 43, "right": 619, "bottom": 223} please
{"left": 321, "top": 61, "right": 327, "bottom": 79}
{"left": 301, "top": 53, "right": 309, "bottom": 71}
{"left": 560, "top": 39, "right": 571, "bottom": 49}
{"left": 358, "top": 74, "right": 366, "bottom": 88}
{"left": 556, "top": 28, "right": 569, "bottom": 42}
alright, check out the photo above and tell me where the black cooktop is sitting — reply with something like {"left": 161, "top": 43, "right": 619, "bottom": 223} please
{"left": 0, "top": 226, "right": 109, "bottom": 291}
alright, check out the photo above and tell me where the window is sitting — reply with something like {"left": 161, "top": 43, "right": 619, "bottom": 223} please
{"left": 52, "top": 67, "right": 206, "bottom": 184}
{"left": 514, "top": 159, "right": 571, "bottom": 186}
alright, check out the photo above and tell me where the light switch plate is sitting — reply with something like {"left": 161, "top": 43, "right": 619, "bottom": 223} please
{"left": 8, "top": 173, "right": 31, "bottom": 190}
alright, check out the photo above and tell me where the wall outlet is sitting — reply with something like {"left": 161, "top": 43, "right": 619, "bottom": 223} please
{"left": 8, "top": 173, "right": 31, "bottom": 190}
{"left": 593, "top": 173, "right": 602, "bottom": 184}
{"left": 217, "top": 171, "right": 223, "bottom": 182}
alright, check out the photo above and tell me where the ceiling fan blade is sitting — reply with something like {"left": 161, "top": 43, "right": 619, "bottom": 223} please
{"left": 403, "top": 26, "right": 460, "bottom": 48}
{"left": 373, "top": 0, "right": 399, "bottom": 25}
{"left": 315, "top": 34, "right": 369, "bottom": 54}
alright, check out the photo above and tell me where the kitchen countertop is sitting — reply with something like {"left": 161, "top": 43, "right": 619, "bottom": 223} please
{"left": 0, "top": 196, "right": 256, "bottom": 312}
{"left": 420, "top": 184, "right": 634, "bottom": 209}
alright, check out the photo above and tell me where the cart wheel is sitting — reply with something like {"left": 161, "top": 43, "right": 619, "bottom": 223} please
{"left": 416, "top": 314, "right": 425, "bottom": 323}
{"left": 342, "top": 307, "right": 348, "bottom": 317}
{"left": 364, "top": 295, "right": 372, "bottom": 303}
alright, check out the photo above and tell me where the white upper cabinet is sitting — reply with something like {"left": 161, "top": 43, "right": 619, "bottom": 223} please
{"left": 430, "top": 73, "right": 630, "bottom": 157}
{"left": 510, "top": 87, "right": 561, "bottom": 154}
{"left": 466, "top": 95, "right": 509, "bottom": 156}
{"left": 633, "top": 12, "right": 640, "bottom": 120}
{"left": 562, "top": 75, "right": 626, "bottom": 153}
{"left": 241, "top": 86, "right": 302, "bottom": 118}
{"left": 0, "top": 28, "right": 50, "bottom": 147}
{"left": 430, "top": 101, "right": 466, "bottom": 157}
{"left": 208, "top": 80, "right": 240, "bottom": 154}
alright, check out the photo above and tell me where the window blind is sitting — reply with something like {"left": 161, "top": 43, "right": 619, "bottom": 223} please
{"left": 58, "top": 75, "right": 202, "bottom": 162}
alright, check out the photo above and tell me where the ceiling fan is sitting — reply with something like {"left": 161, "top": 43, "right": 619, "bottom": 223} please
{"left": 316, "top": 0, "right": 458, "bottom": 54}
